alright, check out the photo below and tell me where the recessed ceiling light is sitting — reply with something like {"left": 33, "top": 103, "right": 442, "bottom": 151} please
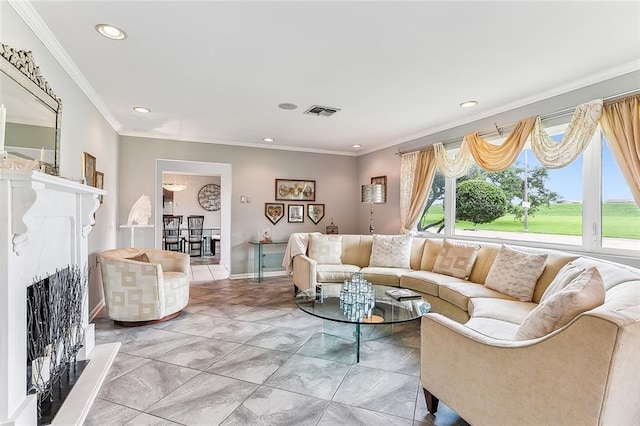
{"left": 133, "top": 106, "right": 150, "bottom": 113}
{"left": 352, "top": 144, "right": 362, "bottom": 148}
{"left": 278, "top": 103, "right": 298, "bottom": 110}
{"left": 95, "top": 24, "right": 127, "bottom": 40}
{"left": 459, "top": 100, "right": 478, "bottom": 108}
{"left": 263, "top": 137, "right": 275, "bottom": 143}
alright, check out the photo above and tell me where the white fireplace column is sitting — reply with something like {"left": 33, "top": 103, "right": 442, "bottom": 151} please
{"left": 0, "top": 170, "right": 104, "bottom": 425}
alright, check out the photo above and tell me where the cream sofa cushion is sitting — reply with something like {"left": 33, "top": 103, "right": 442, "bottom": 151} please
{"left": 468, "top": 298, "right": 537, "bottom": 324}
{"left": 540, "top": 261, "right": 584, "bottom": 302}
{"left": 439, "top": 282, "right": 515, "bottom": 312}
{"left": 316, "top": 264, "right": 361, "bottom": 282}
{"left": 369, "top": 234, "right": 412, "bottom": 268}
{"left": 516, "top": 267, "right": 606, "bottom": 340}
{"left": 361, "top": 266, "right": 412, "bottom": 286}
{"left": 433, "top": 239, "right": 480, "bottom": 279}
{"left": 401, "top": 270, "right": 469, "bottom": 297}
{"left": 465, "top": 317, "right": 520, "bottom": 340}
{"left": 485, "top": 245, "right": 548, "bottom": 302}
{"left": 309, "top": 234, "right": 342, "bottom": 264}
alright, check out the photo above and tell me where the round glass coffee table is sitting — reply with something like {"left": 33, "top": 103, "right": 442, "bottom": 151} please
{"left": 294, "top": 283, "right": 430, "bottom": 362}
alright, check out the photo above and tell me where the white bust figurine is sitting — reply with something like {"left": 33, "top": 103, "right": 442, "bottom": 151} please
{"left": 127, "top": 195, "right": 152, "bottom": 225}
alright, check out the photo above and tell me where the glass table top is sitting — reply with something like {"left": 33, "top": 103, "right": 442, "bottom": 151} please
{"left": 294, "top": 283, "right": 430, "bottom": 325}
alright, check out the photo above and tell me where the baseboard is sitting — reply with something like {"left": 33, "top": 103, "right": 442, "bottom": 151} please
{"left": 229, "top": 271, "right": 289, "bottom": 280}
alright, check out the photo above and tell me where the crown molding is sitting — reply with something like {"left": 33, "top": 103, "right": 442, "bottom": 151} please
{"left": 377, "top": 60, "right": 640, "bottom": 156}
{"left": 119, "top": 130, "right": 359, "bottom": 157}
{"left": 8, "top": 0, "right": 122, "bottom": 133}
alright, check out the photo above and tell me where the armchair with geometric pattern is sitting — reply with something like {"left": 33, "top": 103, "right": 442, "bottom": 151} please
{"left": 98, "top": 248, "right": 190, "bottom": 326}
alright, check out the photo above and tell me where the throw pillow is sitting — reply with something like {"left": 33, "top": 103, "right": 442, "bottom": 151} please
{"left": 369, "top": 234, "right": 413, "bottom": 268}
{"left": 126, "top": 253, "right": 150, "bottom": 263}
{"left": 484, "top": 245, "right": 548, "bottom": 302}
{"left": 516, "top": 267, "right": 605, "bottom": 340}
{"left": 540, "top": 261, "right": 585, "bottom": 302}
{"left": 432, "top": 240, "right": 480, "bottom": 280}
{"left": 308, "top": 235, "right": 342, "bottom": 264}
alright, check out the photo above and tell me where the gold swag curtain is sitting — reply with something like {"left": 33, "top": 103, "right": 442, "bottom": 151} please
{"left": 466, "top": 116, "right": 537, "bottom": 172}
{"left": 599, "top": 95, "right": 640, "bottom": 206}
{"left": 400, "top": 149, "right": 436, "bottom": 232}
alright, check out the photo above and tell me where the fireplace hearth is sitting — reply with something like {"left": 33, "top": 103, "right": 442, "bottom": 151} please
{"left": 27, "top": 266, "right": 88, "bottom": 422}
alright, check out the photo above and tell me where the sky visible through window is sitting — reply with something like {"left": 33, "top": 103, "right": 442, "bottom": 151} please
{"left": 538, "top": 135, "right": 633, "bottom": 202}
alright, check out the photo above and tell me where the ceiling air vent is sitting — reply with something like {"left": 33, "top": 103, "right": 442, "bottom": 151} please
{"left": 304, "top": 105, "right": 341, "bottom": 117}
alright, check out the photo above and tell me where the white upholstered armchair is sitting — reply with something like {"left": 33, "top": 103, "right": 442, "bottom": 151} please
{"left": 99, "top": 248, "right": 190, "bottom": 325}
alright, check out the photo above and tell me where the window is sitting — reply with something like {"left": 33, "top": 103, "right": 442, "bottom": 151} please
{"left": 417, "top": 170, "right": 445, "bottom": 233}
{"left": 453, "top": 145, "right": 583, "bottom": 245}
{"left": 417, "top": 122, "right": 638, "bottom": 256}
{"left": 601, "top": 139, "right": 640, "bottom": 249}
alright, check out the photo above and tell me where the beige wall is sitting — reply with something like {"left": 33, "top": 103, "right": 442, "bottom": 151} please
{"left": 168, "top": 174, "right": 222, "bottom": 229}
{"left": 2, "top": 4, "right": 119, "bottom": 315}
{"left": 118, "top": 136, "right": 360, "bottom": 274}
{"left": 357, "top": 145, "right": 401, "bottom": 235}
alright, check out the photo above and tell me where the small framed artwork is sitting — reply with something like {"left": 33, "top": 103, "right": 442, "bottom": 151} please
{"left": 307, "top": 204, "right": 325, "bottom": 224}
{"left": 371, "top": 175, "right": 387, "bottom": 202}
{"left": 265, "top": 202, "right": 284, "bottom": 225}
{"left": 275, "top": 179, "right": 316, "bottom": 201}
{"left": 288, "top": 204, "right": 304, "bottom": 223}
{"left": 82, "top": 152, "right": 97, "bottom": 187}
{"left": 95, "top": 171, "right": 104, "bottom": 204}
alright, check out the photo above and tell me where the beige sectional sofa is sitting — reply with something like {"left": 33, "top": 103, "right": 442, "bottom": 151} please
{"left": 291, "top": 234, "right": 640, "bottom": 425}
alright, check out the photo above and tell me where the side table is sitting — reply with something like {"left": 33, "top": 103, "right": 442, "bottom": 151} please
{"left": 248, "top": 240, "right": 288, "bottom": 282}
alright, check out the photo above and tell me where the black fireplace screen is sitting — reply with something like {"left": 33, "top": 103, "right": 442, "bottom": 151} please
{"left": 27, "top": 265, "right": 87, "bottom": 419}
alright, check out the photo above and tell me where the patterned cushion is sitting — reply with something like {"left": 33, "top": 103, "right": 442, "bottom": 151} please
{"left": 540, "top": 261, "right": 584, "bottom": 302}
{"left": 126, "top": 253, "right": 150, "bottom": 263}
{"left": 308, "top": 235, "right": 342, "bottom": 264}
{"left": 432, "top": 240, "right": 480, "bottom": 279}
{"left": 369, "top": 234, "right": 413, "bottom": 268}
{"left": 484, "top": 245, "right": 548, "bottom": 302}
{"left": 516, "top": 267, "right": 605, "bottom": 340}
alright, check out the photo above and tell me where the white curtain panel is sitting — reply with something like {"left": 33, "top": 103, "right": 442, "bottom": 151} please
{"left": 531, "top": 99, "right": 603, "bottom": 169}
{"left": 434, "top": 141, "right": 474, "bottom": 178}
{"left": 400, "top": 151, "right": 418, "bottom": 233}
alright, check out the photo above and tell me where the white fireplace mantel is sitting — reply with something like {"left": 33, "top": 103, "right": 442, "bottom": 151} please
{"left": 0, "top": 170, "right": 116, "bottom": 425}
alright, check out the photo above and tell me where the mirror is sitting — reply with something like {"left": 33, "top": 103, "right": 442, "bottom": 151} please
{"left": 0, "top": 42, "right": 62, "bottom": 175}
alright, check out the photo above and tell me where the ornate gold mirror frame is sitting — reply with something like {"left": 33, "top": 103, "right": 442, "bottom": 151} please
{"left": 0, "top": 41, "right": 62, "bottom": 175}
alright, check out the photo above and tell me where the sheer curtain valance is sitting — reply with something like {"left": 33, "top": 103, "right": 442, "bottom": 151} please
{"left": 434, "top": 99, "right": 605, "bottom": 176}
{"left": 434, "top": 141, "right": 473, "bottom": 178}
{"left": 531, "top": 99, "right": 603, "bottom": 168}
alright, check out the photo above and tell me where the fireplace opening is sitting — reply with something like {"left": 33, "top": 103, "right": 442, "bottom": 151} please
{"left": 26, "top": 265, "right": 88, "bottom": 424}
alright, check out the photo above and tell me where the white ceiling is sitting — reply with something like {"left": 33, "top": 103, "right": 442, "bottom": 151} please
{"left": 24, "top": 1, "right": 640, "bottom": 155}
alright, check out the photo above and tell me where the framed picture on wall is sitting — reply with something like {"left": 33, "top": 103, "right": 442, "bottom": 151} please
{"left": 307, "top": 204, "right": 325, "bottom": 224}
{"left": 275, "top": 179, "right": 316, "bottom": 201}
{"left": 95, "top": 171, "right": 104, "bottom": 204}
{"left": 288, "top": 204, "right": 304, "bottom": 223}
{"left": 265, "top": 203, "right": 284, "bottom": 225}
{"left": 82, "top": 152, "right": 97, "bottom": 186}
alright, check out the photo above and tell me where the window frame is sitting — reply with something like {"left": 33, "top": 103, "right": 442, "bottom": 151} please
{"left": 416, "top": 123, "right": 639, "bottom": 259}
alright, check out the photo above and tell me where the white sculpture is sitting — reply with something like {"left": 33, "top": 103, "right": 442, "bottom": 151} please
{"left": 127, "top": 195, "right": 152, "bottom": 225}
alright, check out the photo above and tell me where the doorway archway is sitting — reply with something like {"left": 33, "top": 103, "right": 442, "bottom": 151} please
{"left": 156, "top": 159, "right": 231, "bottom": 269}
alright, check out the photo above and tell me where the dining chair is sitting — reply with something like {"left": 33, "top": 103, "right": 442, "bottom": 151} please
{"left": 163, "top": 215, "right": 182, "bottom": 252}
{"left": 186, "top": 215, "right": 205, "bottom": 257}
{"left": 211, "top": 230, "right": 221, "bottom": 256}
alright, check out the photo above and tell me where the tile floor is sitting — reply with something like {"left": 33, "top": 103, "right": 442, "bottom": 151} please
{"left": 189, "top": 264, "right": 230, "bottom": 282}
{"left": 86, "top": 276, "right": 468, "bottom": 426}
